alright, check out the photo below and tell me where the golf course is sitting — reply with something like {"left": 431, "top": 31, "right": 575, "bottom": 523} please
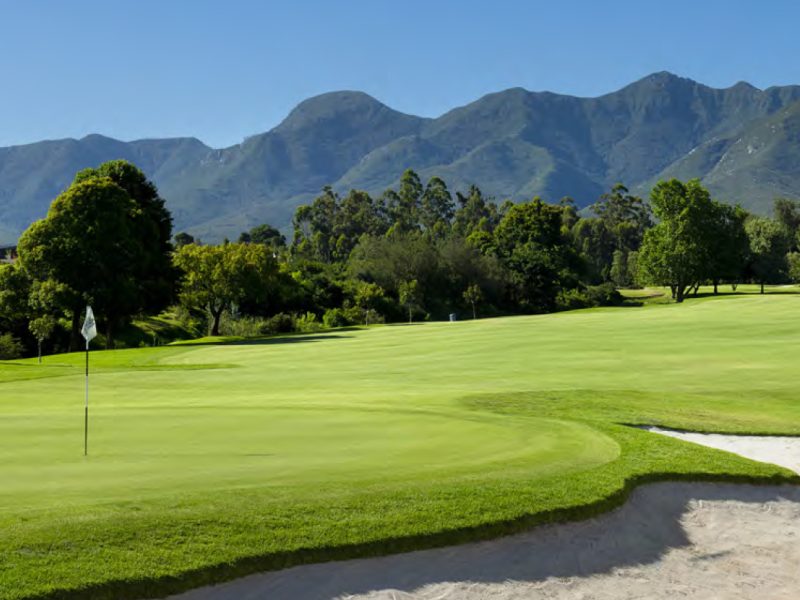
{"left": 2, "top": 290, "right": 800, "bottom": 600}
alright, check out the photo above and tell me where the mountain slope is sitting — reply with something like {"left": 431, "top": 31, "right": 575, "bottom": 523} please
{"left": 2, "top": 73, "right": 800, "bottom": 244}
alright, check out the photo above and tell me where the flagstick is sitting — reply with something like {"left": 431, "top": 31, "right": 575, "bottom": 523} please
{"left": 81, "top": 306, "right": 97, "bottom": 457}
{"left": 84, "top": 338, "right": 89, "bottom": 456}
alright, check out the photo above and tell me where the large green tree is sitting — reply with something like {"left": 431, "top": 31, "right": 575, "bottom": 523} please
{"left": 174, "top": 242, "right": 278, "bottom": 336}
{"left": 17, "top": 177, "right": 144, "bottom": 348}
{"left": 637, "top": 179, "right": 717, "bottom": 302}
{"left": 75, "top": 160, "right": 175, "bottom": 314}
{"left": 494, "top": 197, "right": 579, "bottom": 312}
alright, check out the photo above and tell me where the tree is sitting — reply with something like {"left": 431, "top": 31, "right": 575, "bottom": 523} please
{"left": 239, "top": 224, "right": 286, "bottom": 249}
{"left": 706, "top": 204, "right": 749, "bottom": 293}
{"left": 17, "top": 177, "right": 142, "bottom": 348}
{"left": 29, "top": 315, "right": 56, "bottom": 364}
{"left": 773, "top": 198, "right": 800, "bottom": 251}
{"left": 463, "top": 283, "right": 483, "bottom": 319}
{"left": 353, "top": 281, "right": 384, "bottom": 325}
{"left": 494, "top": 197, "right": 579, "bottom": 312}
{"left": 453, "top": 185, "right": 499, "bottom": 238}
{"left": 174, "top": 242, "right": 278, "bottom": 335}
{"left": 787, "top": 252, "right": 800, "bottom": 283}
{"left": 174, "top": 232, "right": 195, "bottom": 248}
{"left": 387, "top": 169, "right": 423, "bottom": 232}
{"left": 75, "top": 160, "right": 175, "bottom": 316}
{"left": 0, "top": 263, "right": 31, "bottom": 350}
{"left": 636, "top": 179, "right": 716, "bottom": 302}
{"left": 609, "top": 249, "right": 630, "bottom": 287}
{"left": 571, "top": 218, "right": 615, "bottom": 283}
{"left": 398, "top": 279, "right": 421, "bottom": 323}
{"left": 15, "top": 162, "right": 175, "bottom": 349}
{"left": 581, "top": 184, "right": 652, "bottom": 285}
{"left": 745, "top": 217, "right": 789, "bottom": 293}
{"left": 592, "top": 184, "right": 652, "bottom": 251}
{"left": 420, "top": 176, "right": 454, "bottom": 235}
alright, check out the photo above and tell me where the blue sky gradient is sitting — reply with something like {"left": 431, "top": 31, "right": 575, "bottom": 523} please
{"left": 1, "top": 0, "right": 799, "bottom": 147}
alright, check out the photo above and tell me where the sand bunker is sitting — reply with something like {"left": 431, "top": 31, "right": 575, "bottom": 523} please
{"left": 165, "top": 432, "right": 800, "bottom": 600}
{"left": 645, "top": 426, "right": 800, "bottom": 474}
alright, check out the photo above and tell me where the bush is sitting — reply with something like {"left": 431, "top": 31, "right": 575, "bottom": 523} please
{"left": 259, "top": 313, "right": 296, "bottom": 335}
{"left": 365, "top": 309, "right": 385, "bottom": 325}
{"left": 587, "top": 283, "right": 625, "bottom": 307}
{"left": 788, "top": 252, "right": 800, "bottom": 283}
{"left": 296, "top": 312, "right": 323, "bottom": 333}
{"left": 556, "top": 288, "right": 590, "bottom": 311}
{"left": 219, "top": 314, "right": 269, "bottom": 338}
{"left": 323, "top": 308, "right": 351, "bottom": 329}
{"left": 0, "top": 333, "right": 23, "bottom": 360}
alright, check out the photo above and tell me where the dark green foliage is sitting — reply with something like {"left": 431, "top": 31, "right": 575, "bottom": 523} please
{"left": 637, "top": 179, "right": 749, "bottom": 301}
{"left": 586, "top": 282, "right": 625, "bottom": 306}
{"left": 259, "top": 312, "right": 297, "bottom": 335}
{"left": 745, "top": 217, "right": 790, "bottom": 293}
{"left": 174, "top": 232, "right": 195, "bottom": 248}
{"left": 0, "top": 332, "right": 23, "bottom": 360}
{"left": 11, "top": 161, "right": 175, "bottom": 350}
{"left": 494, "top": 198, "right": 580, "bottom": 312}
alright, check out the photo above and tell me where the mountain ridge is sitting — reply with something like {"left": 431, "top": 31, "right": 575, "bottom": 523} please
{"left": 2, "top": 71, "right": 800, "bottom": 244}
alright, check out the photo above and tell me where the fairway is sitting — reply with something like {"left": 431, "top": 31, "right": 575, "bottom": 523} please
{"left": 2, "top": 293, "right": 800, "bottom": 599}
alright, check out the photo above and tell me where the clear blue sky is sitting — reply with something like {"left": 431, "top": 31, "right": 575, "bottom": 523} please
{"left": 2, "top": 0, "right": 799, "bottom": 148}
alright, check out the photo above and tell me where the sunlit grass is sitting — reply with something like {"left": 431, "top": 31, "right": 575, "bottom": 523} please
{"left": 1, "top": 291, "right": 800, "bottom": 599}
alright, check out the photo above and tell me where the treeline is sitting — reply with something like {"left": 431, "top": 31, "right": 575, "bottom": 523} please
{"left": 1, "top": 162, "right": 799, "bottom": 359}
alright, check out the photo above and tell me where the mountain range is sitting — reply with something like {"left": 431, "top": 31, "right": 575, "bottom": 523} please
{"left": 2, "top": 71, "right": 800, "bottom": 245}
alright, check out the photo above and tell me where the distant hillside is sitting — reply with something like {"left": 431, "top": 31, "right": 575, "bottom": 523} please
{"left": 2, "top": 72, "right": 800, "bottom": 244}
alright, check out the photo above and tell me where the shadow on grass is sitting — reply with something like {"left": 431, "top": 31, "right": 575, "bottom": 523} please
{"left": 172, "top": 331, "right": 357, "bottom": 348}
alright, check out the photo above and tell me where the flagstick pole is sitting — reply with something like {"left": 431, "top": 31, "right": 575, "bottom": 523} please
{"left": 84, "top": 338, "right": 89, "bottom": 457}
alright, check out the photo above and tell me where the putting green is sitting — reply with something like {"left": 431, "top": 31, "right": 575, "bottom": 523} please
{"left": 1, "top": 289, "right": 800, "bottom": 600}
{"left": 0, "top": 405, "right": 618, "bottom": 512}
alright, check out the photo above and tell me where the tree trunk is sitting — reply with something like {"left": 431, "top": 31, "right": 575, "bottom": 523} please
{"left": 761, "top": 281, "right": 765, "bottom": 294}
{"left": 210, "top": 308, "right": 223, "bottom": 336}
{"left": 472, "top": 302, "right": 477, "bottom": 320}
{"left": 38, "top": 340, "right": 42, "bottom": 364}
{"left": 408, "top": 307, "right": 413, "bottom": 324}
{"left": 670, "top": 285, "right": 677, "bottom": 299}
{"left": 713, "top": 280, "right": 718, "bottom": 295}
{"left": 676, "top": 285, "right": 685, "bottom": 303}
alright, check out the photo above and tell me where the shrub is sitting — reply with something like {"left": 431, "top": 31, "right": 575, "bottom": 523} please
{"left": 0, "top": 333, "right": 23, "bottom": 360}
{"left": 259, "top": 313, "right": 296, "bottom": 335}
{"left": 295, "top": 312, "right": 322, "bottom": 333}
{"left": 587, "top": 283, "right": 625, "bottom": 307}
{"left": 220, "top": 315, "right": 269, "bottom": 338}
{"left": 788, "top": 252, "right": 800, "bottom": 283}
{"left": 323, "top": 308, "right": 351, "bottom": 329}
{"left": 556, "top": 288, "right": 590, "bottom": 311}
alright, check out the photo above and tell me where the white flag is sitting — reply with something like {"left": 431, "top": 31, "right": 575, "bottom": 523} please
{"left": 81, "top": 306, "right": 97, "bottom": 343}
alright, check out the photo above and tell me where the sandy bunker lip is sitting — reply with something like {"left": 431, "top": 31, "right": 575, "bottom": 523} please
{"left": 163, "top": 431, "right": 800, "bottom": 600}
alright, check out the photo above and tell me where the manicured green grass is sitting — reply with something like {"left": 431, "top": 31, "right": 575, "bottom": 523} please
{"left": 2, "top": 291, "right": 800, "bottom": 599}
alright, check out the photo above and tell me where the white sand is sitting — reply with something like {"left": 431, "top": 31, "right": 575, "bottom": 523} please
{"left": 645, "top": 426, "right": 800, "bottom": 474}
{"left": 164, "top": 431, "right": 800, "bottom": 600}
